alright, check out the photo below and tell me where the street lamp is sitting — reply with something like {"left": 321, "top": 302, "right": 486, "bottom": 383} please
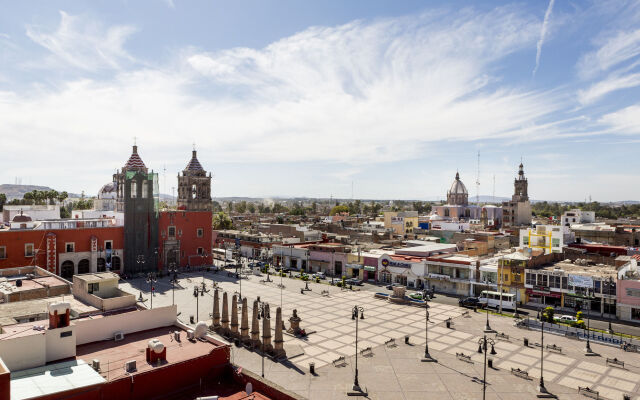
{"left": 146, "top": 272, "right": 157, "bottom": 309}
{"left": 538, "top": 308, "right": 548, "bottom": 394}
{"left": 137, "top": 254, "right": 145, "bottom": 274}
{"left": 484, "top": 302, "right": 493, "bottom": 332}
{"left": 168, "top": 263, "right": 178, "bottom": 305}
{"left": 193, "top": 282, "right": 208, "bottom": 323}
{"left": 257, "top": 301, "right": 269, "bottom": 378}
{"left": 351, "top": 305, "right": 366, "bottom": 395}
{"left": 585, "top": 297, "right": 593, "bottom": 354}
{"left": 421, "top": 289, "right": 435, "bottom": 362}
{"left": 477, "top": 335, "right": 497, "bottom": 400}
{"left": 606, "top": 276, "right": 614, "bottom": 333}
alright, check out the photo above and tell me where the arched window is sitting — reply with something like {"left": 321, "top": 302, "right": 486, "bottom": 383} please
{"left": 61, "top": 260, "right": 74, "bottom": 280}
{"left": 192, "top": 184, "right": 197, "bottom": 199}
{"left": 78, "top": 259, "right": 90, "bottom": 274}
{"left": 142, "top": 181, "right": 148, "bottom": 198}
{"left": 131, "top": 181, "right": 137, "bottom": 198}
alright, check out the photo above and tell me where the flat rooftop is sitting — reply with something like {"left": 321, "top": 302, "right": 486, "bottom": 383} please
{"left": 0, "top": 295, "right": 99, "bottom": 326}
{"left": 10, "top": 359, "right": 105, "bottom": 400}
{"left": 76, "top": 325, "right": 227, "bottom": 382}
{"left": 0, "top": 275, "right": 69, "bottom": 295}
{"left": 536, "top": 261, "right": 618, "bottom": 278}
{"left": 73, "top": 272, "right": 119, "bottom": 283}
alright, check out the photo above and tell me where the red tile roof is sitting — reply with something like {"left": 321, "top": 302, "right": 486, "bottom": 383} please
{"left": 124, "top": 145, "right": 147, "bottom": 171}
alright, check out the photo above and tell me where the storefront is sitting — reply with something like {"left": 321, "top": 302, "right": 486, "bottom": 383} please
{"left": 378, "top": 254, "right": 426, "bottom": 288}
{"left": 525, "top": 287, "right": 562, "bottom": 307}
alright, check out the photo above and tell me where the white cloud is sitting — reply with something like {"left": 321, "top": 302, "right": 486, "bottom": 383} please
{"left": 578, "top": 71, "right": 640, "bottom": 104}
{"left": 1, "top": 7, "right": 574, "bottom": 194}
{"left": 25, "top": 11, "right": 137, "bottom": 70}
{"left": 533, "top": 0, "right": 555, "bottom": 77}
{"left": 599, "top": 104, "right": 640, "bottom": 134}
{"left": 577, "top": 28, "right": 640, "bottom": 79}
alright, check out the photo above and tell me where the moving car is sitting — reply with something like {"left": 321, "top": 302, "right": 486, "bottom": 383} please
{"left": 312, "top": 272, "right": 326, "bottom": 280}
{"left": 555, "top": 315, "right": 577, "bottom": 323}
{"left": 458, "top": 297, "right": 481, "bottom": 308}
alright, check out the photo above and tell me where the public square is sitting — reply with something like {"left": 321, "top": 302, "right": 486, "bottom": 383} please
{"left": 121, "top": 269, "right": 640, "bottom": 400}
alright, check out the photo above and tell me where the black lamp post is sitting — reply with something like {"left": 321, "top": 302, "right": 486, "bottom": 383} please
{"left": 257, "top": 301, "right": 269, "bottom": 378}
{"left": 585, "top": 297, "right": 593, "bottom": 354}
{"left": 351, "top": 305, "right": 365, "bottom": 395}
{"left": 538, "top": 308, "right": 547, "bottom": 394}
{"left": 606, "top": 276, "right": 614, "bottom": 333}
{"left": 137, "top": 254, "right": 145, "bottom": 274}
{"left": 168, "top": 263, "right": 178, "bottom": 305}
{"left": 484, "top": 302, "right": 493, "bottom": 332}
{"left": 477, "top": 335, "right": 497, "bottom": 400}
{"left": 146, "top": 272, "right": 157, "bottom": 309}
{"left": 421, "top": 289, "right": 435, "bottom": 362}
{"left": 193, "top": 282, "right": 207, "bottom": 322}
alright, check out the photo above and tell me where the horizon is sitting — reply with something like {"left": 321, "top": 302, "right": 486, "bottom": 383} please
{"left": 1, "top": 1, "right": 639, "bottom": 201}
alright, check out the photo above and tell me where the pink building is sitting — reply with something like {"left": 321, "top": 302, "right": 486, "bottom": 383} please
{"left": 617, "top": 260, "right": 640, "bottom": 322}
{"left": 308, "top": 243, "right": 350, "bottom": 277}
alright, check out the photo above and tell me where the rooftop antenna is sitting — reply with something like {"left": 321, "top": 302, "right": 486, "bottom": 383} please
{"left": 492, "top": 174, "right": 496, "bottom": 204}
{"left": 475, "top": 151, "right": 480, "bottom": 205}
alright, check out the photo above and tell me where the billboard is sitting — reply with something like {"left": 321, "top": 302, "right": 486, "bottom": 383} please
{"left": 568, "top": 274, "right": 593, "bottom": 288}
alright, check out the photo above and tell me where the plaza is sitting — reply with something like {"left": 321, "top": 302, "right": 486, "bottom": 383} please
{"left": 121, "top": 270, "right": 640, "bottom": 400}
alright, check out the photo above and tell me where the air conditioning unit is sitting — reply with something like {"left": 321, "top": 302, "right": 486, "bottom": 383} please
{"left": 124, "top": 360, "right": 136, "bottom": 373}
{"left": 92, "top": 359, "right": 100, "bottom": 371}
{"left": 114, "top": 331, "right": 125, "bottom": 341}
{"left": 174, "top": 331, "right": 181, "bottom": 342}
{"left": 187, "top": 330, "right": 195, "bottom": 340}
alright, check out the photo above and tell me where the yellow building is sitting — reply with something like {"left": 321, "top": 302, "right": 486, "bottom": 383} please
{"left": 383, "top": 211, "right": 419, "bottom": 236}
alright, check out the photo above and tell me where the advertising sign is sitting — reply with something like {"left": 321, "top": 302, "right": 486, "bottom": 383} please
{"left": 568, "top": 274, "right": 593, "bottom": 288}
{"left": 391, "top": 216, "right": 404, "bottom": 225}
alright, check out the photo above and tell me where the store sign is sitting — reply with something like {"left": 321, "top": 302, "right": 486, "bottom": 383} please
{"left": 381, "top": 257, "right": 412, "bottom": 268}
{"left": 526, "top": 288, "right": 561, "bottom": 298}
{"left": 391, "top": 217, "right": 404, "bottom": 225}
{"left": 568, "top": 274, "right": 593, "bottom": 288}
{"left": 529, "top": 269, "right": 564, "bottom": 277}
{"left": 428, "top": 273, "right": 450, "bottom": 280}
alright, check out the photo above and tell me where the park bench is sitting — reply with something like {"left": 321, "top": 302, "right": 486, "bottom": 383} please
{"left": 456, "top": 352, "right": 472, "bottom": 363}
{"left": 546, "top": 344, "right": 562, "bottom": 353}
{"left": 461, "top": 310, "right": 470, "bottom": 317}
{"left": 495, "top": 332, "right": 509, "bottom": 341}
{"left": 332, "top": 356, "right": 347, "bottom": 367}
{"left": 606, "top": 357, "right": 625, "bottom": 369}
{"left": 321, "top": 290, "right": 330, "bottom": 297}
{"left": 510, "top": 367, "right": 530, "bottom": 380}
{"left": 445, "top": 318, "right": 455, "bottom": 329}
{"left": 360, "top": 346, "right": 373, "bottom": 357}
{"left": 385, "top": 338, "right": 397, "bottom": 348}
{"left": 578, "top": 386, "right": 600, "bottom": 399}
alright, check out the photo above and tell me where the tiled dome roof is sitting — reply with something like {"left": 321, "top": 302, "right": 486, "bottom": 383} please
{"left": 449, "top": 172, "right": 468, "bottom": 195}
{"left": 184, "top": 150, "right": 204, "bottom": 172}
{"left": 124, "top": 145, "right": 147, "bottom": 171}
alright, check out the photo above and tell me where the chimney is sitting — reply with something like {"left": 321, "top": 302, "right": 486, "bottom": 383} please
{"left": 48, "top": 302, "right": 71, "bottom": 329}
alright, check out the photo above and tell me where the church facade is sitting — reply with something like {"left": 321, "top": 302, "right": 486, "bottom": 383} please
{"left": 502, "top": 163, "right": 532, "bottom": 228}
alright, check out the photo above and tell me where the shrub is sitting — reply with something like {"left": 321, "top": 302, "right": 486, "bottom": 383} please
{"left": 336, "top": 281, "right": 343, "bottom": 287}
{"left": 543, "top": 307, "right": 555, "bottom": 323}
{"left": 316, "top": 278, "right": 320, "bottom": 283}
{"left": 576, "top": 311, "right": 583, "bottom": 321}
{"left": 574, "top": 320, "right": 586, "bottom": 329}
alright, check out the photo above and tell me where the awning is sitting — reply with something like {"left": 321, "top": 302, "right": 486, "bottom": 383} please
{"left": 364, "top": 266, "right": 376, "bottom": 272}
{"left": 346, "top": 264, "right": 363, "bottom": 270}
{"left": 526, "top": 288, "right": 562, "bottom": 298}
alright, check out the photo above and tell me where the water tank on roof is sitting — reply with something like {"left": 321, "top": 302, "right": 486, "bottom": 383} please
{"left": 194, "top": 321, "right": 208, "bottom": 338}
{"left": 147, "top": 339, "right": 165, "bottom": 354}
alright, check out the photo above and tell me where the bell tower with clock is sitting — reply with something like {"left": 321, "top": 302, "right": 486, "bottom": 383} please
{"left": 177, "top": 147, "right": 212, "bottom": 211}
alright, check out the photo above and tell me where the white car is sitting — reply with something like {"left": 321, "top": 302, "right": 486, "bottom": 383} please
{"left": 555, "top": 315, "right": 577, "bottom": 323}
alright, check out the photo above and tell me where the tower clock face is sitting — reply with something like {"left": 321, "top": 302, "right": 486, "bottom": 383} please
{"left": 191, "top": 184, "right": 197, "bottom": 199}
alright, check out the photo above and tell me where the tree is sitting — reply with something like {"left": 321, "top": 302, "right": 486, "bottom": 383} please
{"left": 57, "top": 191, "right": 68, "bottom": 204}
{"left": 248, "top": 202, "right": 256, "bottom": 213}
{"left": 235, "top": 201, "right": 247, "bottom": 214}
{"left": 0, "top": 193, "right": 6, "bottom": 211}
{"left": 258, "top": 203, "right": 270, "bottom": 214}
{"left": 272, "top": 202, "right": 289, "bottom": 214}
{"left": 311, "top": 201, "right": 317, "bottom": 213}
{"left": 23, "top": 191, "right": 34, "bottom": 205}
{"left": 330, "top": 205, "right": 349, "bottom": 215}
{"left": 212, "top": 212, "right": 233, "bottom": 230}
{"left": 227, "top": 202, "right": 233, "bottom": 213}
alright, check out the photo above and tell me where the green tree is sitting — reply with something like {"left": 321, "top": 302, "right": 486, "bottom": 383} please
{"left": 272, "top": 202, "right": 289, "bottom": 213}
{"left": 57, "top": 191, "right": 68, "bottom": 204}
{"left": 23, "top": 191, "right": 34, "bottom": 205}
{"left": 212, "top": 212, "right": 233, "bottom": 230}
{"left": 311, "top": 201, "right": 317, "bottom": 213}
{"left": 0, "top": 193, "right": 6, "bottom": 211}
{"left": 227, "top": 202, "right": 233, "bottom": 213}
{"left": 330, "top": 205, "right": 349, "bottom": 215}
{"left": 212, "top": 201, "right": 223, "bottom": 212}
{"left": 235, "top": 201, "right": 247, "bottom": 214}
{"left": 248, "top": 202, "right": 256, "bottom": 213}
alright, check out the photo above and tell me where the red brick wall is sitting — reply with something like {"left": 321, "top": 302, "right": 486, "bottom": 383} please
{"left": 158, "top": 211, "right": 212, "bottom": 268}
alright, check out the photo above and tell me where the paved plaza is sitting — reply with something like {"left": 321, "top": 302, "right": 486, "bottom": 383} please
{"left": 121, "top": 271, "right": 640, "bottom": 399}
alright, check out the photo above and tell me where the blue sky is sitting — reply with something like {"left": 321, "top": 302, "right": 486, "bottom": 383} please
{"left": 1, "top": 0, "right": 639, "bottom": 202}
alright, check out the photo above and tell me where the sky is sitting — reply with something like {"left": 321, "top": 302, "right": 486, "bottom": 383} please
{"left": 1, "top": 0, "right": 639, "bottom": 202}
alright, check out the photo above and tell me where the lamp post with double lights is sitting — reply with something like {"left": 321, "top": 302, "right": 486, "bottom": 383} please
{"left": 256, "top": 301, "right": 270, "bottom": 378}
{"left": 477, "top": 335, "right": 497, "bottom": 400}
{"left": 605, "top": 276, "right": 615, "bottom": 333}
{"left": 350, "top": 305, "right": 366, "bottom": 395}
{"left": 538, "top": 308, "right": 548, "bottom": 394}
{"left": 421, "top": 289, "right": 435, "bottom": 362}
{"left": 136, "top": 254, "right": 145, "bottom": 275}
{"left": 585, "top": 297, "right": 593, "bottom": 354}
{"left": 168, "top": 263, "right": 178, "bottom": 305}
{"left": 146, "top": 272, "right": 157, "bottom": 309}
{"left": 193, "top": 282, "right": 208, "bottom": 322}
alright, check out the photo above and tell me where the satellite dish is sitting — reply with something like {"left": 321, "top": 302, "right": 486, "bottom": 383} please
{"left": 245, "top": 382, "right": 253, "bottom": 395}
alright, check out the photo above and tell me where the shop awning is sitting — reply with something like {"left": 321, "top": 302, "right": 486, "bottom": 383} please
{"left": 364, "top": 266, "right": 376, "bottom": 272}
{"left": 346, "top": 264, "right": 363, "bottom": 270}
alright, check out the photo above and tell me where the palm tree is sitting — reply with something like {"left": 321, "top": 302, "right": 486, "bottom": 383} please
{"left": 57, "top": 191, "right": 68, "bottom": 204}
{"left": 23, "top": 192, "right": 34, "bottom": 205}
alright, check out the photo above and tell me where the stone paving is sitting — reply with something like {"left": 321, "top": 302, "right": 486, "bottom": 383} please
{"left": 121, "top": 271, "right": 640, "bottom": 400}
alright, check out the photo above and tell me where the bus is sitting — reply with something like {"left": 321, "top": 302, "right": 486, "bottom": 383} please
{"left": 212, "top": 248, "right": 226, "bottom": 261}
{"left": 478, "top": 290, "right": 516, "bottom": 310}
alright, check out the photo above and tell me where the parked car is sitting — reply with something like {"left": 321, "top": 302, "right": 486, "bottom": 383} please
{"left": 386, "top": 283, "right": 403, "bottom": 290}
{"left": 346, "top": 278, "right": 364, "bottom": 286}
{"left": 555, "top": 315, "right": 577, "bottom": 323}
{"left": 312, "top": 272, "right": 326, "bottom": 280}
{"left": 458, "top": 297, "right": 481, "bottom": 308}
{"left": 409, "top": 292, "right": 424, "bottom": 300}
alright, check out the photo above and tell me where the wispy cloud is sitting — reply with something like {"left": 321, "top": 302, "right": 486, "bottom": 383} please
{"left": 25, "top": 11, "right": 137, "bottom": 71}
{"left": 577, "top": 28, "right": 640, "bottom": 79}
{"left": 578, "top": 71, "right": 640, "bottom": 104}
{"left": 533, "top": 0, "right": 555, "bottom": 77}
{"left": 599, "top": 104, "right": 640, "bottom": 134}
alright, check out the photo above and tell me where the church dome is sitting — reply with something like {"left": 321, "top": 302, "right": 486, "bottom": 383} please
{"left": 12, "top": 213, "right": 32, "bottom": 222}
{"left": 97, "top": 182, "right": 117, "bottom": 199}
{"left": 123, "top": 145, "right": 147, "bottom": 172}
{"left": 449, "top": 172, "right": 468, "bottom": 195}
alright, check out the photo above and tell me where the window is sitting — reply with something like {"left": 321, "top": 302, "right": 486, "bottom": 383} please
{"left": 60, "top": 331, "right": 73, "bottom": 338}
{"left": 552, "top": 238, "right": 560, "bottom": 247}
{"left": 0, "top": 246, "right": 6, "bottom": 259}
{"left": 131, "top": 181, "right": 137, "bottom": 198}
{"left": 66, "top": 243, "right": 75, "bottom": 253}
{"left": 142, "top": 181, "right": 148, "bottom": 198}
{"left": 525, "top": 272, "right": 534, "bottom": 286}
{"left": 197, "top": 228, "right": 204, "bottom": 238}
{"left": 25, "top": 243, "right": 34, "bottom": 257}
{"left": 523, "top": 236, "right": 529, "bottom": 245}
{"left": 88, "top": 283, "right": 99, "bottom": 294}
{"left": 562, "top": 276, "right": 568, "bottom": 289}
{"left": 197, "top": 247, "right": 204, "bottom": 255}
{"left": 168, "top": 226, "right": 176, "bottom": 238}
{"left": 631, "top": 308, "right": 640, "bottom": 321}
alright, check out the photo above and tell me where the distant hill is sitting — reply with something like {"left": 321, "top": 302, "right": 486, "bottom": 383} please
{"left": 0, "top": 184, "right": 80, "bottom": 200}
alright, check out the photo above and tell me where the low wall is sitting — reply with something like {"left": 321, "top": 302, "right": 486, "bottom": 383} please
{"left": 523, "top": 319, "right": 639, "bottom": 347}
{"left": 75, "top": 305, "right": 177, "bottom": 345}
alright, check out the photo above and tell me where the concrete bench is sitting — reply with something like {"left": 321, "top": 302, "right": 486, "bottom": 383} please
{"left": 456, "top": 352, "right": 472, "bottom": 363}
{"left": 360, "top": 346, "right": 373, "bottom": 357}
{"left": 578, "top": 386, "right": 600, "bottom": 399}
{"left": 332, "top": 356, "right": 347, "bottom": 367}
{"left": 546, "top": 344, "right": 562, "bottom": 353}
{"left": 511, "top": 367, "right": 530, "bottom": 380}
{"left": 495, "top": 332, "right": 509, "bottom": 341}
{"left": 606, "top": 358, "right": 625, "bottom": 369}
{"left": 385, "top": 338, "right": 397, "bottom": 348}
